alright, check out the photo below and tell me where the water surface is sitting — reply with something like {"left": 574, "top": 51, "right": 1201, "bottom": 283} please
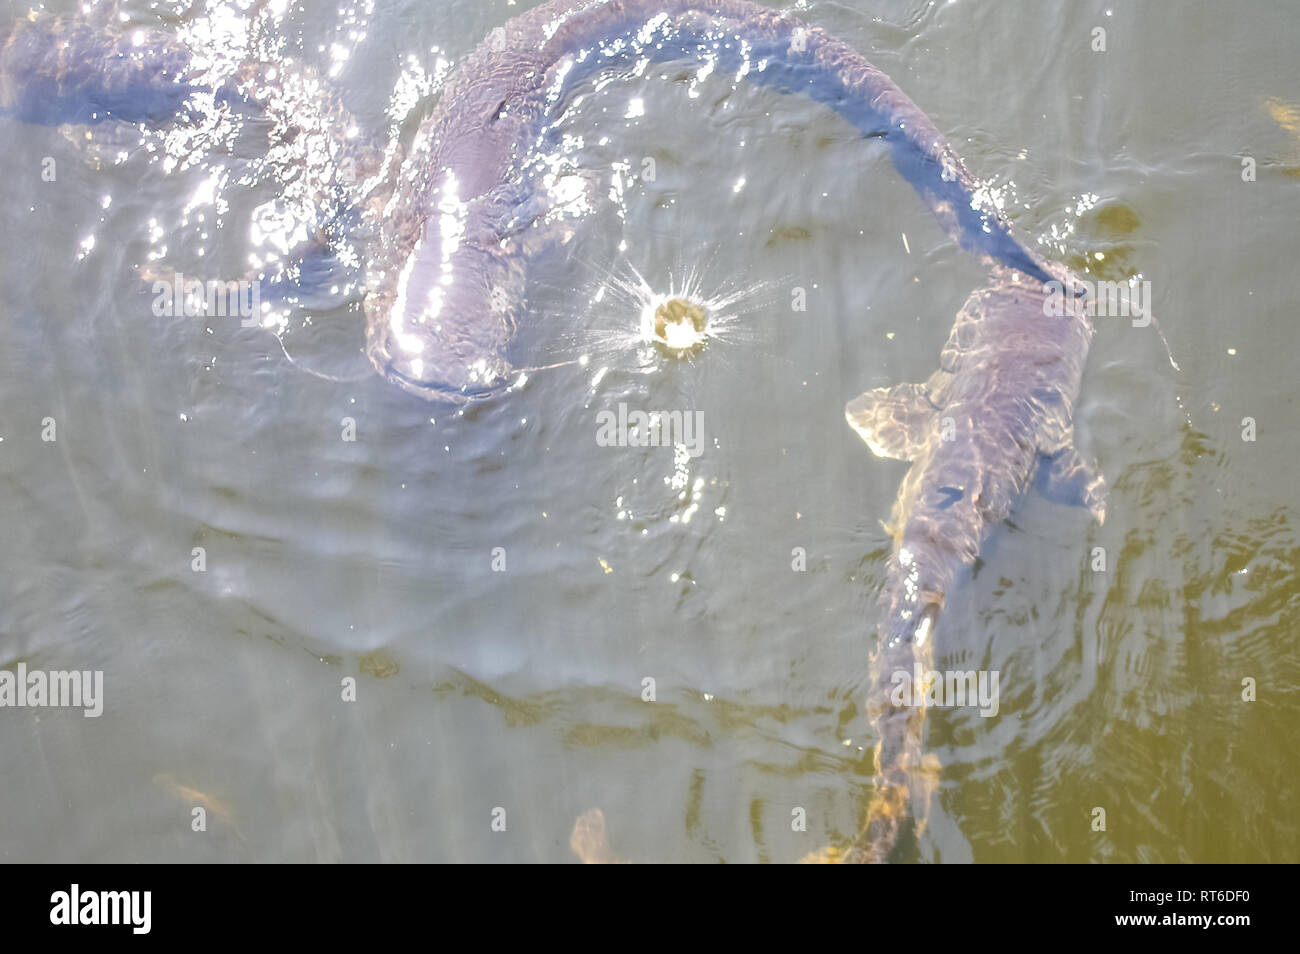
{"left": 1, "top": 0, "right": 1297, "bottom": 862}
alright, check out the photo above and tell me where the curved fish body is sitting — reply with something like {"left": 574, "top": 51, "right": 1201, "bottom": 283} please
{"left": 369, "top": 0, "right": 1056, "bottom": 402}
{"left": 1, "top": 1, "right": 1055, "bottom": 398}
{"left": 0, "top": 12, "right": 377, "bottom": 245}
{"left": 842, "top": 264, "right": 1104, "bottom": 862}
{"left": 0, "top": 16, "right": 198, "bottom": 125}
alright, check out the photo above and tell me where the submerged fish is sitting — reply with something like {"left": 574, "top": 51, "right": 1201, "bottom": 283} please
{"left": 1, "top": 0, "right": 1054, "bottom": 401}
{"left": 843, "top": 265, "right": 1103, "bottom": 861}
{"left": 151, "top": 772, "right": 249, "bottom": 847}
{"left": 2, "top": 1, "right": 1100, "bottom": 862}
{"left": 363, "top": 0, "right": 1057, "bottom": 402}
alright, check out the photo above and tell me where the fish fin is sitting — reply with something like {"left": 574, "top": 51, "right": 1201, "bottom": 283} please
{"left": 1036, "top": 445, "right": 1107, "bottom": 525}
{"left": 846, "top": 382, "right": 935, "bottom": 461}
{"left": 924, "top": 369, "right": 953, "bottom": 407}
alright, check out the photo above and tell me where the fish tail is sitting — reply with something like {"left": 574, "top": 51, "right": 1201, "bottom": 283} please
{"left": 757, "top": 18, "right": 1054, "bottom": 285}
{"left": 716, "top": 3, "right": 1051, "bottom": 283}
{"left": 842, "top": 617, "right": 937, "bottom": 863}
{"left": 521, "top": 1, "right": 1052, "bottom": 283}
{"left": 843, "top": 699, "right": 931, "bottom": 863}
{"left": 802, "top": 675, "right": 928, "bottom": 864}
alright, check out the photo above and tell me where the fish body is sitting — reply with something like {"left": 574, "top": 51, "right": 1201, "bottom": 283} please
{"left": 1, "top": 1, "right": 1055, "bottom": 400}
{"left": 843, "top": 264, "right": 1104, "bottom": 862}
{"left": 365, "top": 0, "right": 1056, "bottom": 401}
{"left": 0, "top": 16, "right": 197, "bottom": 124}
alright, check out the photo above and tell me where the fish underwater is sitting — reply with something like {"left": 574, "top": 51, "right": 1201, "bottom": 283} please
{"left": 840, "top": 264, "right": 1102, "bottom": 862}
{"left": 1, "top": 0, "right": 1105, "bottom": 862}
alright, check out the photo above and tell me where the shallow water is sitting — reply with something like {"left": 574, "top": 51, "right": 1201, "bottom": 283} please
{"left": 1, "top": 0, "right": 1297, "bottom": 862}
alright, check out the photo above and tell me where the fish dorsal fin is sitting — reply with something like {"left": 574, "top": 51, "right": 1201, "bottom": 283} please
{"left": 845, "top": 381, "right": 936, "bottom": 461}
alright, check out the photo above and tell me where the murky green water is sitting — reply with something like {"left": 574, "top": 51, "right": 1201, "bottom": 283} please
{"left": 1, "top": 0, "right": 1297, "bottom": 862}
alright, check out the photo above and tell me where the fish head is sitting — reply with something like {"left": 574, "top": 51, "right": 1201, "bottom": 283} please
{"left": 366, "top": 178, "right": 524, "bottom": 405}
